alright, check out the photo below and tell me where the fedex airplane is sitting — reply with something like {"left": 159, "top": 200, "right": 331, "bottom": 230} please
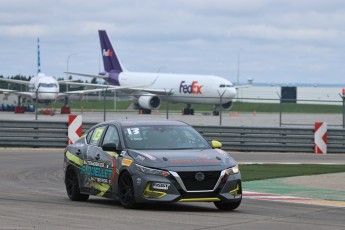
{"left": 66, "top": 30, "right": 239, "bottom": 115}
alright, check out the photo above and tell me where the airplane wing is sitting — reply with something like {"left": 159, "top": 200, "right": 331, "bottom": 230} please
{"left": 120, "top": 87, "right": 172, "bottom": 95}
{"left": 64, "top": 72, "right": 109, "bottom": 80}
{"left": 62, "top": 74, "right": 170, "bottom": 96}
{"left": 0, "top": 78, "right": 30, "bottom": 85}
{"left": 61, "top": 81, "right": 170, "bottom": 95}
{"left": 235, "top": 85, "right": 251, "bottom": 89}
{"left": 57, "top": 88, "right": 110, "bottom": 98}
{"left": 0, "top": 88, "right": 33, "bottom": 98}
{"left": 57, "top": 79, "right": 83, "bottom": 84}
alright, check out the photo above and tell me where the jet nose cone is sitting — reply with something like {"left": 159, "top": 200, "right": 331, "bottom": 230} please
{"left": 225, "top": 87, "right": 237, "bottom": 99}
{"left": 46, "top": 92, "right": 58, "bottom": 100}
{"left": 38, "top": 89, "right": 58, "bottom": 100}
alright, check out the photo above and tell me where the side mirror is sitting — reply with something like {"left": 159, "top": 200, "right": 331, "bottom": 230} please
{"left": 101, "top": 143, "right": 117, "bottom": 152}
{"left": 211, "top": 140, "right": 222, "bottom": 149}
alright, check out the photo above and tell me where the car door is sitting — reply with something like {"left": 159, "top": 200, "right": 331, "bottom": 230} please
{"left": 81, "top": 126, "right": 107, "bottom": 193}
{"left": 85, "top": 125, "right": 121, "bottom": 196}
{"left": 98, "top": 125, "right": 121, "bottom": 191}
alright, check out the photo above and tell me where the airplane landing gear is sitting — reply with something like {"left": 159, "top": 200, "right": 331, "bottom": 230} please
{"left": 139, "top": 109, "right": 152, "bottom": 114}
{"left": 14, "top": 95, "right": 25, "bottom": 113}
{"left": 212, "top": 105, "right": 220, "bottom": 116}
{"left": 61, "top": 97, "right": 71, "bottom": 114}
{"left": 182, "top": 104, "right": 194, "bottom": 115}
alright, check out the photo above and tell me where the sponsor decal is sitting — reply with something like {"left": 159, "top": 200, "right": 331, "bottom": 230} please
{"left": 179, "top": 81, "right": 203, "bottom": 94}
{"left": 152, "top": 182, "right": 170, "bottom": 190}
{"left": 170, "top": 159, "right": 219, "bottom": 163}
{"left": 92, "top": 128, "right": 104, "bottom": 141}
{"left": 137, "top": 178, "right": 142, "bottom": 185}
{"left": 122, "top": 158, "right": 133, "bottom": 167}
{"left": 141, "top": 152, "right": 156, "bottom": 160}
{"left": 81, "top": 160, "right": 113, "bottom": 184}
{"left": 199, "top": 154, "right": 212, "bottom": 159}
{"left": 215, "top": 149, "right": 229, "bottom": 158}
{"left": 136, "top": 155, "right": 146, "bottom": 161}
{"left": 102, "top": 49, "right": 113, "bottom": 57}
{"left": 120, "top": 150, "right": 127, "bottom": 157}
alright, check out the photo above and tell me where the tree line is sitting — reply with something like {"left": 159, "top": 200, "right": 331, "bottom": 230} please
{"left": 0, "top": 75, "right": 99, "bottom": 92}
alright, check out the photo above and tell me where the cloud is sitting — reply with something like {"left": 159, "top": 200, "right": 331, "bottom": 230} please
{"left": 0, "top": 0, "right": 345, "bottom": 84}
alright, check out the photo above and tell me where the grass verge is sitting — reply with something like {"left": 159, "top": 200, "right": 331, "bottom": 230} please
{"left": 240, "top": 164, "right": 345, "bottom": 182}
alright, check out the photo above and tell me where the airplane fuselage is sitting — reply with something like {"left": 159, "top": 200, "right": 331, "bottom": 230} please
{"left": 118, "top": 72, "right": 237, "bottom": 104}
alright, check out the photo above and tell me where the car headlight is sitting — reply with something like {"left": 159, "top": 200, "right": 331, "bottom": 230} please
{"left": 225, "top": 164, "right": 239, "bottom": 175}
{"left": 136, "top": 164, "right": 170, "bottom": 177}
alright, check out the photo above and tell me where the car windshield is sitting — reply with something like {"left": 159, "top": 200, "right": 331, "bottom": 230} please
{"left": 122, "top": 125, "right": 211, "bottom": 150}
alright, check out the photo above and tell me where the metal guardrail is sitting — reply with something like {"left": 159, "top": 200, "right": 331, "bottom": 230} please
{"left": 0, "top": 120, "right": 344, "bottom": 153}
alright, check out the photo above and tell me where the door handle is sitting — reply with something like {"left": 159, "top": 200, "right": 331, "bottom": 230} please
{"left": 95, "top": 154, "right": 100, "bottom": 160}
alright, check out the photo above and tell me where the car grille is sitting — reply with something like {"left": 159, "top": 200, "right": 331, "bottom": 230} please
{"left": 177, "top": 171, "right": 221, "bottom": 191}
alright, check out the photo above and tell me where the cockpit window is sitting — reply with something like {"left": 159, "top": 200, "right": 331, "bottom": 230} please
{"left": 219, "top": 84, "right": 233, "bottom": 88}
{"left": 39, "top": 83, "right": 58, "bottom": 88}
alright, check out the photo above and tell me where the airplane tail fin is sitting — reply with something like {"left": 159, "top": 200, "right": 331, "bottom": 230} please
{"left": 98, "top": 30, "right": 123, "bottom": 74}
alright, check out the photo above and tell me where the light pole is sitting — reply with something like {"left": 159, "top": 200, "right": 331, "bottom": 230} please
{"left": 217, "top": 90, "right": 226, "bottom": 126}
{"left": 66, "top": 53, "right": 78, "bottom": 93}
{"left": 164, "top": 88, "right": 172, "bottom": 120}
{"left": 236, "top": 49, "right": 242, "bottom": 101}
{"left": 35, "top": 84, "right": 41, "bottom": 120}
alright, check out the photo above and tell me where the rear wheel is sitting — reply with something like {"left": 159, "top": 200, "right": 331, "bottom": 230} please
{"left": 214, "top": 199, "right": 241, "bottom": 211}
{"left": 65, "top": 167, "right": 89, "bottom": 201}
{"left": 118, "top": 171, "right": 137, "bottom": 209}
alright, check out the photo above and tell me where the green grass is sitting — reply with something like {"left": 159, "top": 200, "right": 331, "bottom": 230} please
{"left": 240, "top": 164, "right": 345, "bottom": 182}
{"left": 28, "top": 100, "right": 343, "bottom": 114}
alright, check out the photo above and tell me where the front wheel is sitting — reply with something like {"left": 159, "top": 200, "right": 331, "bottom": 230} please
{"left": 214, "top": 199, "right": 241, "bottom": 211}
{"left": 118, "top": 171, "right": 137, "bottom": 209}
{"left": 65, "top": 167, "right": 89, "bottom": 201}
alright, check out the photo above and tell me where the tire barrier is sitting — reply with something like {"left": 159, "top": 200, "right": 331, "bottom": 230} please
{"left": 0, "top": 104, "right": 35, "bottom": 112}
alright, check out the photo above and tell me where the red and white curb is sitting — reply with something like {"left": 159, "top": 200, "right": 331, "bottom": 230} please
{"left": 243, "top": 191, "right": 345, "bottom": 207}
{"left": 244, "top": 191, "right": 307, "bottom": 201}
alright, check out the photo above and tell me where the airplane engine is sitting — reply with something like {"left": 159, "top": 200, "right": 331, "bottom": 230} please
{"left": 138, "top": 95, "right": 161, "bottom": 110}
{"left": 221, "top": 101, "right": 233, "bottom": 110}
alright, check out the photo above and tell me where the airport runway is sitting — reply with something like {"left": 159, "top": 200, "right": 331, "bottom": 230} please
{"left": 0, "top": 111, "right": 343, "bottom": 127}
{"left": 0, "top": 149, "right": 344, "bottom": 230}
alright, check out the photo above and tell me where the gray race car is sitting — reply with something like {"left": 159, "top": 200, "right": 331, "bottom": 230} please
{"left": 64, "top": 119, "right": 242, "bottom": 210}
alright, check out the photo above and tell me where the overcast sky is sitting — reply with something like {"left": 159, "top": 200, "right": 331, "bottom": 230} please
{"left": 1, "top": 0, "right": 345, "bottom": 84}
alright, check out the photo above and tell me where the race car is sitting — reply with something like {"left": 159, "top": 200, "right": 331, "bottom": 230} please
{"left": 64, "top": 119, "right": 242, "bottom": 210}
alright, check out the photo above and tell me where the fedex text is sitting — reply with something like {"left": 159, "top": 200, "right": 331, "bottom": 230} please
{"left": 179, "top": 81, "right": 203, "bottom": 94}
{"left": 103, "top": 49, "right": 113, "bottom": 57}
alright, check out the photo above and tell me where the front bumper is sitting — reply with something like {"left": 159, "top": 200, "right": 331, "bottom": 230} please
{"left": 132, "top": 169, "right": 242, "bottom": 203}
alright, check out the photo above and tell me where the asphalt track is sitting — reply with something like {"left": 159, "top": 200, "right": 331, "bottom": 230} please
{"left": 0, "top": 149, "right": 344, "bottom": 230}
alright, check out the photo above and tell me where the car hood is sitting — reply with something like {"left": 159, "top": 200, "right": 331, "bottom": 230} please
{"left": 127, "top": 148, "right": 237, "bottom": 170}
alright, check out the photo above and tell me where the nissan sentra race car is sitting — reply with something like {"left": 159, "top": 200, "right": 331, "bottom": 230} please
{"left": 64, "top": 119, "right": 242, "bottom": 210}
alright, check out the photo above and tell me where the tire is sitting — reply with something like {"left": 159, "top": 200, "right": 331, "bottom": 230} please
{"left": 214, "top": 199, "right": 241, "bottom": 211}
{"left": 65, "top": 167, "right": 89, "bottom": 201}
{"left": 118, "top": 171, "right": 137, "bottom": 209}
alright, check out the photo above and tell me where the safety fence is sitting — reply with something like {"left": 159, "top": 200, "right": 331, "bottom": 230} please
{"left": 0, "top": 119, "right": 344, "bottom": 153}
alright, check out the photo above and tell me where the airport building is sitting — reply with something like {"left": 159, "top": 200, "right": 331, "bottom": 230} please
{"left": 236, "top": 85, "right": 345, "bottom": 105}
